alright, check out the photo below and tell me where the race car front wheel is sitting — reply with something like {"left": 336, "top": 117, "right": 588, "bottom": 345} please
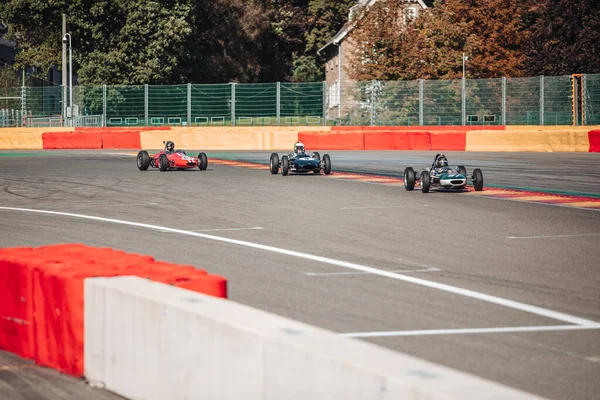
{"left": 404, "top": 167, "right": 415, "bottom": 190}
{"left": 421, "top": 171, "right": 431, "bottom": 193}
{"left": 323, "top": 154, "right": 331, "bottom": 175}
{"left": 137, "top": 151, "right": 150, "bottom": 171}
{"left": 270, "top": 153, "right": 280, "bottom": 174}
{"left": 158, "top": 154, "right": 169, "bottom": 172}
{"left": 281, "top": 155, "right": 289, "bottom": 176}
{"left": 198, "top": 152, "right": 208, "bottom": 171}
{"left": 472, "top": 168, "right": 483, "bottom": 191}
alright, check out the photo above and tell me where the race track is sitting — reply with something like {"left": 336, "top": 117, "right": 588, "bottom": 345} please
{"left": 1, "top": 150, "right": 599, "bottom": 400}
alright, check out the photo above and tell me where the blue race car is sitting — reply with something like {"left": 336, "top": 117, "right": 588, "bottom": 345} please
{"left": 404, "top": 153, "right": 483, "bottom": 193}
{"left": 270, "top": 141, "right": 331, "bottom": 176}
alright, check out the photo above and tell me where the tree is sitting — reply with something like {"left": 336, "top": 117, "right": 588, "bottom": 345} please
{"left": 526, "top": 0, "right": 600, "bottom": 75}
{"left": 346, "top": 0, "right": 414, "bottom": 81}
{"left": 290, "top": 0, "right": 354, "bottom": 82}
{"left": 346, "top": 0, "right": 532, "bottom": 81}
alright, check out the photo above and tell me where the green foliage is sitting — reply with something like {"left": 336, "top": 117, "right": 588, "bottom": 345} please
{"left": 526, "top": 0, "right": 600, "bottom": 75}
{"left": 0, "top": 66, "right": 20, "bottom": 89}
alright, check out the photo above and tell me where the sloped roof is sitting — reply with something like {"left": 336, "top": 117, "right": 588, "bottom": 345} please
{"left": 317, "top": 0, "right": 428, "bottom": 55}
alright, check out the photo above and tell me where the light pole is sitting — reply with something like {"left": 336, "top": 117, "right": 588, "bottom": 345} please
{"left": 461, "top": 53, "right": 468, "bottom": 126}
{"left": 62, "top": 33, "right": 72, "bottom": 123}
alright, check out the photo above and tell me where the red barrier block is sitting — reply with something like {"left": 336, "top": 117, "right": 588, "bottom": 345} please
{"left": 364, "top": 131, "right": 431, "bottom": 150}
{"left": 101, "top": 130, "right": 142, "bottom": 149}
{"left": 0, "top": 244, "right": 228, "bottom": 377}
{"left": 42, "top": 131, "right": 102, "bottom": 149}
{"left": 589, "top": 130, "right": 600, "bottom": 152}
{"left": 430, "top": 132, "right": 466, "bottom": 151}
{"left": 299, "top": 131, "right": 364, "bottom": 150}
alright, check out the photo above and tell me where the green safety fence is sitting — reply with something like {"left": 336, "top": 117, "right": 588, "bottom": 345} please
{"left": 5, "top": 74, "right": 599, "bottom": 127}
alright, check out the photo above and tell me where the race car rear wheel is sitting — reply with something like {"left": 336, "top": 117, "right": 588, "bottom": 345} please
{"left": 137, "top": 150, "right": 150, "bottom": 171}
{"left": 404, "top": 167, "right": 415, "bottom": 191}
{"left": 281, "top": 155, "right": 289, "bottom": 176}
{"left": 158, "top": 154, "right": 169, "bottom": 172}
{"left": 270, "top": 153, "right": 280, "bottom": 174}
{"left": 323, "top": 154, "right": 331, "bottom": 175}
{"left": 312, "top": 152, "right": 320, "bottom": 161}
{"left": 458, "top": 165, "right": 467, "bottom": 176}
{"left": 472, "top": 168, "right": 483, "bottom": 191}
{"left": 421, "top": 170, "right": 431, "bottom": 193}
{"left": 198, "top": 152, "right": 208, "bottom": 170}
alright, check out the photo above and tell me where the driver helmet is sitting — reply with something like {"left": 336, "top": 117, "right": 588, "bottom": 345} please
{"left": 165, "top": 141, "right": 175, "bottom": 152}
{"left": 294, "top": 141, "right": 305, "bottom": 154}
{"left": 437, "top": 154, "right": 448, "bottom": 168}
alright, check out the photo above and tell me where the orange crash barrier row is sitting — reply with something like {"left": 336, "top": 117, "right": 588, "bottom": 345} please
{"left": 0, "top": 244, "right": 227, "bottom": 377}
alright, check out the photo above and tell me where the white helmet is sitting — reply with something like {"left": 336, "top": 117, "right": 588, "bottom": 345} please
{"left": 294, "top": 141, "right": 305, "bottom": 153}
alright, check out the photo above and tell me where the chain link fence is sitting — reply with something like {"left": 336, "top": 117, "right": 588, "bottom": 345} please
{"left": 2, "top": 74, "right": 598, "bottom": 127}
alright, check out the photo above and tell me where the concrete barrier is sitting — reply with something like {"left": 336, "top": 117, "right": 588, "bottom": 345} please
{"left": 0, "top": 244, "right": 227, "bottom": 377}
{"left": 140, "top": 127, "right": 329, "bottom": 150}
{"left": 0, "top": 127, "right": 73, "bottom": 149}
{"left": 85, "top": 276, "right": 544, "bottom": 400}
{"left": 1, "top": 125, "right": 599, "bottom": 152}
{"left": 465, "top": 126, "right": 596, "bottom": 152}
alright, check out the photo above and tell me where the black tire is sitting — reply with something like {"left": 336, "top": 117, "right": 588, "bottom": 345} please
{"left": 458, "top": 165, "right": 467, "bottom": 176}
{"left": 137, "top": 150, "right": 150, "bottom": 171}
{"left": 312, "top": 151, "right": 320, "bottom": 161}
{"left": 472, "top": 168, "right": 484, "bottom": 191}
{"left": 281, "top": 155, "right": 289, "bottom": 176}
{"left": 270, "top": 153, "right": 280, "bottom": 174}
{"left": 404, "top": 167, "right": 415, "bottom": 191}
{"left": 159, "top": 154, "right": 169, "bottom": 172}
{"left": 198, "top": 152, "right": 208, "bottom": 170}
{"left": 421, "top": 170, "right": 431, "bottom": 193}
{"left": 323, "top": 154, "right": 331, "bottom": 175}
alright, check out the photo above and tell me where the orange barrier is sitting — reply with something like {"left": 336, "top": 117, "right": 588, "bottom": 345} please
{"left": 42, "top": 131, "right": 102, "bottom": 149}
{"left": 0, "top": 244, "right": 227, "bottom": 377}
{"left": 101, "top": 130, "right": 141, "bottom": 149}
{"left": 589, "top": 130, "right": 600, "bottom": 152}
{"left": 298, "top": 130, "right": 364, "bottom": 150}
{"left": 430, "top": 132, "right": 467, "bottom": 150}
{"left": 364, "top": 131, "right": 431, "bottom": 150}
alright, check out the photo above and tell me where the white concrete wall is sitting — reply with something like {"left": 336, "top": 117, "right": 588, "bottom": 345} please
{"left": 84, "top": 276, "right": 544, "bottom": 400}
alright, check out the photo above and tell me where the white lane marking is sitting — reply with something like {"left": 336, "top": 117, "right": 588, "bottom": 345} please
{"left": 340, "top": 205, "right": 430, "bottom": 210}
{"left": 305, "top": 267, "right": 441, "bottom": 276}
{"left": 339, "top": 324, "right": 600, "bottom": 338}
{"left": 506, "top": 233, "right": 600, "bottom": 239}
{"left": 0, "top": 206, "right": 598, "bottom": 327}
{"left": 71, "top": 202, "right": 158, "bottom": 208}
{"left": 159, "top": 227, "right": 264, "bottom": 233}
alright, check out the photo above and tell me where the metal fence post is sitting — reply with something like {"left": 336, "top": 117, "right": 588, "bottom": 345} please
{"left": 322, "top": 81, "right": 327, "bottom": 126}
{"left": 144, "top": 84, "right": 148, "bottom": 126}
{"left": 501, "top": 77, "right": 506, "bottom": 125}
{"left": 540, "top": 75, "right": 544, "bottom": 126}
{"left": 370, "top": 80, "right": 375, "bottom": 126}
{"left": 276, "top": 81, "right": 281, "bottom": 126}
{"left": 102, "top": 84, "right": 107, "bottom": 127}
{"left": 461, "top": 77, "right": 466, "bottom": 126}
{"left": 583, "top": 74, "right": 587, "bottom": 125}
{"left": 231, "top": 82, "right": 236, "bottom": 126}
{"left": 419, "top": 79, "right": 424, "bottom": 126}
{"left": 187, "top": 83, "right": 192, "bottom": 126}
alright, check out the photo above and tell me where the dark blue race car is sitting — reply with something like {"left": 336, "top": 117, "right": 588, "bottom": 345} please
{"left": 404, "top": 153, "right": 483, "bottom": 193}
{"left": 270, "top": 141, "right": 331, "bottom": 176}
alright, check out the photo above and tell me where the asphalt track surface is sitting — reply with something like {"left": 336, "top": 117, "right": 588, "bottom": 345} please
{"left": 0, "top": 150, "right": 599, "bottom": 400}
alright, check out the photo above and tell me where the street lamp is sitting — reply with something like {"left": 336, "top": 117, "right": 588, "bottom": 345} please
{"left": 62, "top": 33, "right": 72, "bottom": 121}
{"left": 462, "top": 53, "right": 468, "bottom": 126}
{"left": 462, "top": 53, "right": 468, "bottom": 80}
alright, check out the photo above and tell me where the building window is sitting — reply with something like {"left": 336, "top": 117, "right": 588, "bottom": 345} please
{"left": 328, "top": 81, "right": 340, "bottom": 109}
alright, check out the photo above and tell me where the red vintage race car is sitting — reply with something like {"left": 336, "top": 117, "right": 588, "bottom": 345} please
{"left": 136, "top": 149, "right": 208, "bottom": 172}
